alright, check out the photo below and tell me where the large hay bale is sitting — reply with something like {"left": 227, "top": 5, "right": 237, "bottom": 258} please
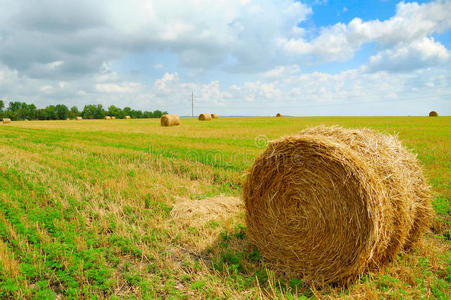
{"left": 211, "top": 113, "right": 219, "bottom": 119}
{"left": 160, "top": 114, "right": 180, "bottom": 127}
{"left": 243, "top": 126, "right": 432, "bottom": 285}
{"left": 76, "top": 116, "right": 83, "bottom": 120}
{"left": 429, "top": 111, "right": 438, "bottom": 117}
{"left": 111, "top": 116, "right": 116, "bottom": 120}
{"left": 105, "top": 116, "right": 111, "bottom": 120}
{"left": 276, "top": 113, "right": 283, "bottom": 117}
{"left": 198, "top": 113, "right": 212, "bottom": 121}
{"left": 125, "top": 115, "right": 131, "bottom": 119}
{"left": 2, "top": 118, "right": 11, "bottom": 124}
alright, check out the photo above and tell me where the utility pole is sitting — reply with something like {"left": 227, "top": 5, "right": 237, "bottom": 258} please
{"left": 191, "top": 89, "right": 194, "bottom": 118}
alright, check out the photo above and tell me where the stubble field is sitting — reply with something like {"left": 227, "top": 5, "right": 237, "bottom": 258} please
{"left": 0, "top": 116, "right": 449, "bottom": 299}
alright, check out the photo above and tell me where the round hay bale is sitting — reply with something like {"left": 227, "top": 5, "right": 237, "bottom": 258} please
{"left": 75, "top": 116, "right": 83, "bottom": 120}
{"left": 211, "top": 113, "right": 219, "bottom": 119}
{"left": 66, "top": 118, "right": 70, "bottom": 120}
{"left": 429, "top": 111, "right": 438, "bottom": 117}
{"left": 243, "top": 126, "right": 432, "bottom": 285}
{"left": 160, "top": 114, "right": 180, "bottom": 127}
{"left": 276, "top": 113, "right": 283, "bottom": 117}
{"left": 198, "top": 113, "right": 212, "bottom": 121}
{"left": 125, "top": 115, "right": 131, "bottom": 119}
{"left": 105, "top": 116, "right": 111, "bottom": 120}
{"left": 111, "top": 116, "right": 116, "bottom": 120}
{"left": 2, "top": 118, "right": 11, "bottom": 124}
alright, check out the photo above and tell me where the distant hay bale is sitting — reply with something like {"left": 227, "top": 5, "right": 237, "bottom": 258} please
{"left": 105, "top": 116, "right": 111, "bottom": 120}
{"left": 2, "top": 118, "right": 11, "bottom": 124}
{"left": 160, "top": 114, "right": 180, "bottom": 127}
{"left": 76, "top": 116, "right": 83, "bottom": 120}
{"left": 243, "top": 126, "right": 432, "bottom": 285}
{"left": 125, "top": 115, "right": 131, "bottom": 119}
{"left": 66, "top": 118, "right": 70, "bottom": 120}
{"left": 171, "top": 196, "right": 242, "bottom": 227}
{"left": 211, "top": 113, "right": 219, "bottom": 119}
{"left": 199, "top": 113, "right": 212, "bottom": 121}
{"left": 111, "top": 116, "right": 116, "bottom": 120}
{"left": 429, "top": 111, "right": 438, "bottom": 117}
{"left": 276, "top": 113, "right": 283, "bottom": 117}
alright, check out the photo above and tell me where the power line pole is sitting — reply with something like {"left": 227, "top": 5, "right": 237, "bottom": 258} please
{"left": 191, "top": 89, "right": 194, "bottom": 117}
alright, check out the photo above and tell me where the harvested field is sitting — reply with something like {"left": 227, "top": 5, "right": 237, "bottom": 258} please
{"left": 0, "top": 116, "right": 449, "bottom": 299}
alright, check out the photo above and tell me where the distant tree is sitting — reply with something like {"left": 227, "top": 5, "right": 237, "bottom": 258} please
{"left": 45, "top": 105, "right": 57, "bottom": 120}
{"left": 36, "top": 109, "right": 48, "bottom": 120}
{"left": 0, "top": 100, "right": 166, "bottom": 120}
{"left": 55, "top": 104, "right": 69, "bottom": 120}
{"left": 152, "top": 110, "right": 163, "bottom": 118}
{"left": 82, "top": 104, "right": 105, "bottom": 119}
{"left": 123, "top": 107, "right": 131, "bottom": 117}
{"left": 6, "top": 101, "right": 25, "bottom": 120}
{"left": 130, "top": 110, "right": 142, "bottom": 119}
{"left": 70, "top": 106, "right": 80, "bottom": 118}
{"left": 108, "top": 105, "right": 123, "bottom": 118}
{"left": 25, "top": 104, "right": 37, "bottom": 120}
{"left": 7, "top": 101, "right": 22, "bottom": 113}
{"left": 82, "top": 105, "right": 95, "bottom": 119}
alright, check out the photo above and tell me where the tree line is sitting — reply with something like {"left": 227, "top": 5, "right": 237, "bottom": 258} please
{"left": 0, "top": 100, "right": 168, "bottom": 121}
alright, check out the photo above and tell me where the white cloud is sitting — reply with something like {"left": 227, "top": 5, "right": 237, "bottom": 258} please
{"left": 95, "top": 82, "right": 140, "bottom": 93}
{"left": 154, "top": 72, "right": 180, "bottom": 94}
{"left": 366, "top": 37, "right": 450, "bottom": 72}
{"left": 0, "top": 0, "right": 312, "bottom": 76}
{"left": 260, "top": 65, "right": 301, "bottom": 79}
{"left": 281, "top": 0, "right": 451, "bottom": 66}
{"left": 39, "top": 85, "right": 53, "bottom": 93}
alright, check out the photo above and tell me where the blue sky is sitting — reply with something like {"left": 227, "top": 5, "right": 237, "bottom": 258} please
{"left": 0, "top": 0, "right": 450, "bottom": 116}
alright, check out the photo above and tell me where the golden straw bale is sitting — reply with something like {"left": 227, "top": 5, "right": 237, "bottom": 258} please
{"left": 211, "top": 113, "right": 219, "bottom": 119}
{"left": 243, "top": 125, "right": 432, "bottom": 285}
{"left": 111, "top": 116, "right": 116, "bottom": 120}
{"left": 105, "top": 116, "right": 111, "bottom": 120}
{"left": 276, "top": 113, "right": 283, "bottom": 117}
{"left": 429, "top": 111, "right": 438, "bottom": 117}
{"left": 125, "top": 115, "right": 131, "bottom": 119}
{"left": 198, "top": 113, "right": 212, "bottom": 121}
{"left": 160, "top": 114, "right": 180, "bottom": 126}
{"left": 75, "top": 116, "right": 83, "bottom": 120}
{"left": 2, "top": 118, "right": 11, "bottom": 124}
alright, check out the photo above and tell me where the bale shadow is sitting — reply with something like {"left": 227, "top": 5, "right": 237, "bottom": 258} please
{"left": 192, "top": 226, "right": 316, "bottom": 298}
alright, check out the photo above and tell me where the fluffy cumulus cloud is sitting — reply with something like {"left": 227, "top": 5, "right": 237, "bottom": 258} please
{"left": 281, "top": 0, "right": 451, "bottom": 64}
{"left": 366, "top": 37, "right": 450, "bottom": 72}
{"left": 0, "top": 0, "right": 311, "bottom": 77}
{"left": 0, "top": 0, "right": 450, "bottom": 115}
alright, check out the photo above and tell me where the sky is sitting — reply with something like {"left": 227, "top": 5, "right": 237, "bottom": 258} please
{"left": 0, "top": 0, "right": 450, "bottom": 116}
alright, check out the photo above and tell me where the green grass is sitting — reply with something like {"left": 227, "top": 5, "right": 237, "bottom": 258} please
{"left": 0, "top": 117, "right": 449, "bottom": 298}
